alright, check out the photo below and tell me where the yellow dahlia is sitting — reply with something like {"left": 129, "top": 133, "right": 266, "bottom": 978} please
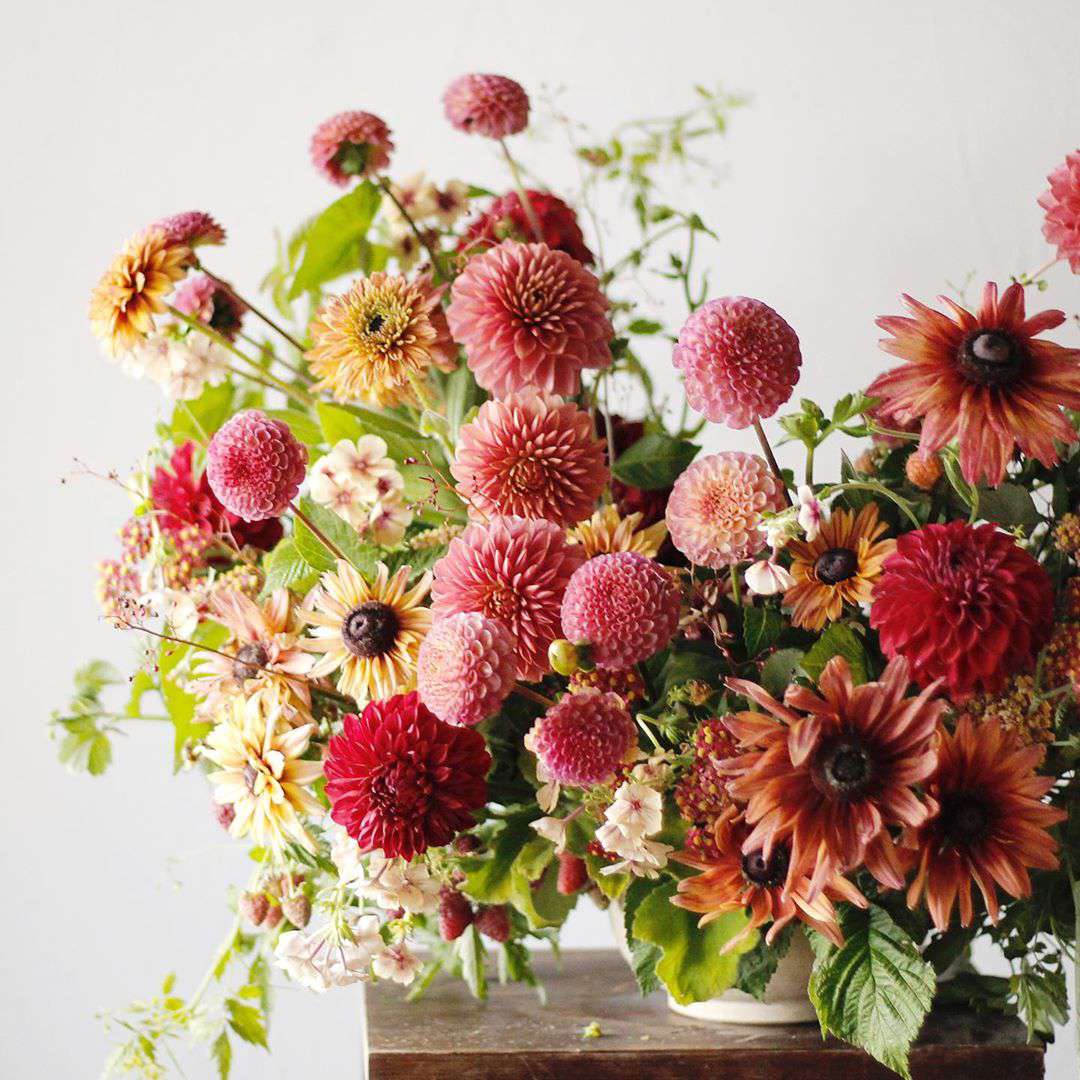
{"left": 303, "top": 560, "right": 433, "bottom": 704}
{"left": 88, "top": 228, "right": 190, "bottom": 355}
{"left": 305, "top": 272, "right": 456, "bottom": 406}
{"left": 568, "top": 504, "right": 667, "bottom": 559}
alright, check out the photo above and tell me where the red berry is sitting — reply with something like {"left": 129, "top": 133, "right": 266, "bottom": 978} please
{"left": 239, "top": 892, "right": 268, "bottom": 927}
{"left": 262, "top": 903, "right": 284, "bottom": 929}
{"left": 438, "top": 887, "right": 474, "bottom": 942}
{"left": 452, "top": 833, "right": 481, "bottom": 854}
{"left": 474, "top": 904, "right": 511, "bottom": 943}
{"left": 281, "top": 894, "right": 312, "bottom": 928}
{"left": 212, "top": 801, "right": 235, "bottom": 831}
{"left": 556, "top": 853, "right": 588, "bottom": 895}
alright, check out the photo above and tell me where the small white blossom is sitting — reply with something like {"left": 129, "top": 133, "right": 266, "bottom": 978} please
{"left": 355, "top": 852, "right": 440, "bottom": 915}
{"left": 372, "top": 942, "right": 422, "bottom": 985}
{"left": 368, "top": 499, "right": 413, "bottom": 546}
{"left": 530, "top": 815, "right": 570, "bottom": 852}
{"left": 600, "top": 837, "right": 673, "bottom": 879}
{"left": 745, "top": 559, "right": 796, "bottom": 597}
{"left": 328, "top": 825, "right": 366, "bottom": 887}
{"left": 796, "top": 485, "right": 825, "bottom": 542}
{"left": 603, "top": 782, "right": 663, "bottom": 840}
{"left": 274, "top": 914, "right": 381, "bottom": 993}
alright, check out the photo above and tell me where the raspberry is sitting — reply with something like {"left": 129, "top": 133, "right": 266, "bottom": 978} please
{"left": 556, "top": 853, "right": 588, "bottom": 895}
{"left": 212, "top": 800, "right": 235, "bottom": 831}
{"left": 281, "top": 894, "right": 312, "bottom": 928}
{"left": 438, "top": 887, "right": 474, "bottom": 942}
{"left": 473, "top": 904, "right": 511, "bottom": 943}
{"left": 239, "top": 892, "right": 268, "bottom": 927}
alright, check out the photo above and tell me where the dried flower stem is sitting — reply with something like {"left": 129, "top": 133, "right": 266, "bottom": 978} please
{"left": 513, "top": 683, "right": 555, "bottom": 709}
{"left": 752, "top": 419, "right": 792, "bottom": 506}
{"left": 498, "top": 138, "right": 544, "bottom": 242}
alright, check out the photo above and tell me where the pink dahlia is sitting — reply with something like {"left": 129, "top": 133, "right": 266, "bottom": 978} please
{"left": 452, "top": 392, "right": 608, "bottom": 525}
{"left": 666, "top": 452, "right": 786, "bottom": 568}
{"left": 172, "top": 273, "right": 246, "bottom": 341}
{"left": 459, "top": 190, "right": 594, "bottom": 265}
{"left": 527, "top": 690, "right": 637, "bottom": 786}
{"left": 561, "top": 552, "right": 680, "bottom": 669}
{"left": 870, "top": 521, "right": 1054, "bottom": 699}
{"left": 1038, "top": 150, "right": 1080, "bottom": 273}
{"left": 324, "top": 692, "right": 491, "bottom": 860}
{"left": 206, "top": 410, "right": 307, "bottom": 522}
{"left": 416, "top": 612, "right": 517, "bottom": 727}
{"left": 447, "top": 240, "right": 612, "bottom": 398}
{"left": 442, "top": 73, "right": 529, "bottom": 138}
{"left": 310, "top": 110, "right": 394, "bottom": 185}
{"left": 673, "top": 297, "right": 802, "bottom": 428}
{"left": 431, "top": 516, "right": 585, "bottom": 681}
{"left": 151, "top": 210, "right": 226, "bottom": 249}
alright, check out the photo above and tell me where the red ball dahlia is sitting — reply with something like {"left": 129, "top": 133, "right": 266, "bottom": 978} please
{"left": 527, "top": 689, "right": 637, "bottom": 786}
{"left": 310, "top": 110, "right": 394, "bottom": 185}
{"left": 1038, "top": 150, "right": 1080, "bottom": 273}
{"left": 870, "top": 521, "right": 1054, "bottom": 698}
{"left": 451, "top": 391, "right": 608, "bottom": 525}
{"left": 447, "top": 240, "right": 613, "bottom": 398}
{"left": 324, "top": 692, "right": 491, "bottom": 860}
{"left": 172, "top": 273, "right": 246, "bottom": 341}
{"left": 560, "top": 551, "right": 680, "bottom": 669}
{"left": 431, "top": 516, "right": 585, "bottom": 681}
{"left": 460, "top": 190, "right": 594, "bottom": 265}
{"left": 150, "top": 210, "right": 226, "bottom": 249}
{"left": 416, "top": 612, "right": 517, "bottom": 727}
{"left": 442, "top": 73, "right": 529, "bottom": 138}
{"left": 206, "top": 410, "right": 307, "bottom": 522}
{"left": 673, "top": 297, "right": 802, "bottom": 428}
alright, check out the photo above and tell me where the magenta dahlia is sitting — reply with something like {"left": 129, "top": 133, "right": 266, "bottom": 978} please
{"left": 442, "top": 73, "right": 529, "bottom": 139}
{"left": 447, "top": 240, "right": 613, "bottom": 398}
{"left": 870, "top": 521, "right": 1054, "bottom": 699}
{"left": 561, "top": 552, "right": 680, "bottom": 669}
{"left": 150, "top": 210, "right": 226, "bottom": 249}
{"left": 431, "top": 516, "right": 585, "bottom": 681}
{"left": 673, "top": 297, "right": 802, "bottom": 428}
{"left": 310, "top": 110, "right": 394, "bottom": 185}
{"left": 324, "top": 692, "right": 491, "bottom": 860}
{"left": 527, "top": 690, "right": 637, "bottom": 786}
{"left": 460, "top": 190, "right": 594, "bottom": 265}
{"left": 1039, "top": 150, "right": 1080, "bottom": 273}
{"left": 416, "top": 612, "right": 517, "bottom": 727}
{"left": 172, "top": 273, "right": 246, "bottom": 341}
{"left": 206, "top": 410, "right": 307, "bottom": 522}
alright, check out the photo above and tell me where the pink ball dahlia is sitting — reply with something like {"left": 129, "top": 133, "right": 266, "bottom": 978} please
{"left": 560, "top": 551, "right": 680, "bottom": 669}
{"left": 442, "top": 73, "right": 529, "bottom": 138}
{"left": 528, "top": 690, "right": 637, "bottom": 786}
{"left": 447, "top": 241, "right": 612, "bottom": 398}
{"left": 870, "top": 521, "right": 1054, "bottom": 699}
{"left": 310, "top": 110, "right": 394, "bottom": 185}
{"left": 665, "top": 452, "right": 786, "bottom": 568}
{"left": 459, "top": 189, "right": 594, "bottom": 265}
{"left": 173, "top": 273, "right": 246, "bottom": 341}
{"left": 1038, "top": 150, "right": 1080, "bottom": 272}
{"left": 324, "top": 692, "right": 491, "bottom": 860}
{"left": 673, "top": 297, "right": 802, "bottom": 428}
{"left": 206, "top": 409, "right": 307, "bottom": 522}
{"left": 151, "top": 210, "right": 226, "bottom": 249}
{"left": 416, "top": 612, "right": 517, "bottom": 727}
{"left": 431, "top": 516, "right": 585, "bottom": 681}
{"left": 451, "top": 392, "right": 608, "bottom": 525}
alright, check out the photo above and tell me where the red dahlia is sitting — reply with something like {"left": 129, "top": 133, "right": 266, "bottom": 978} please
{"left": 324, "top": 692, "right": 491, "bottom": 860}
{"left": 459, "top": 190, "right": 594, "bottom": 265}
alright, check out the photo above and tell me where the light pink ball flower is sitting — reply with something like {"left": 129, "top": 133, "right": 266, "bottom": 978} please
{"left": 528, "top": 690, "right": 637, "bottom": 786}
{"left": 1039, "top": 150, "right": 1080, "bottom": 273}
{"left": 310, "top": 111, "right": 394, "bottom": 185}
{"left": 151, "top": 210, "right": 226, "bottom": 249}
{"left": 443, "top": 74, "right": 529, "bottom": 139}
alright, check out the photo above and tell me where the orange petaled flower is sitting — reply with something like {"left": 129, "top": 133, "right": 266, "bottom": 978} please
{"left": 723, "top": 655, "right": 945, "bottom": 899}
{"left": 567, "top": 505, "right": 667, "bottom": 559}
{"left": 783, "top": 504, "right": 895, "bottom": 631}
{"left": 672, "top": 812, "right": 866, "bottom": 950}
{"left": 88, "top": 228, "right": 190, "bottom": 355}
{"left": 905, "top": 715, "right": 1064, "bottom": 930}
{"left": 866, "top": 282, "right": 1080, "bottom": 486}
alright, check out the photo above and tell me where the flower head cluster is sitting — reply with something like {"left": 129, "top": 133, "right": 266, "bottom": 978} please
{"left": 275, "top": 913, "right": 384, "bottom": 992}
{"left": 119, "top": 331, "right": 229, "bottom": 400}
{"left": 310, "top": 110, "right": 394, "bottom": 184}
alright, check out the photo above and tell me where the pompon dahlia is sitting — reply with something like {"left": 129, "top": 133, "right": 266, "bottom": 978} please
{"left": 206, "top": 410, "right": 307, "bottom": 522}
{"left": 446, "top": 241, "right": 613, "bottom": 398}
{"left": 866, "top": 282, "right": 1080, "bottom": 486}
{"left": 525, "top": 689, "right": 637, "bottom": 787}
{"left": 904, "top": 716, "right": 1064, "bottom": 930}
{"left": 459, "top": 190, "right": 594, "bottom": 265}
{"left": 665, "top": 451, "right": 786, "bottom": 568}
{"left": 151, "top": 210, "right": 226, "bottom": 248}
{"left": 1038, "top": 150, "right": 1080, "bottom": 272}
{"left": 172, "top": 273, "right": 246, "bottom": 340}
{"left": 451, "top": 392, "right": 608, "bottom": 525}
{"left": 306, "top": 272, "right": 455, "bottom": 406}
{"left": 442, "top": 73, "right": 529, "bottom": 138}
{"left": 560, "top": 551, "right": 680, "bottom": 669}
{"left": 870, "top": 521, "right": 1054, "bottom": 698}
{"left": 673, "top": 297, "right": 802, "bottom": 428}
{"left": 324, "top": 692, "right": 491, "bottom": 860}
{"left": 723, "top": 655, "right": 945, "bottom": 899}
{"left": 310, "top": 110, "right": 394, "bottom": 185}
{"left": 431, "top": 516, "right": 585, "bottom": 681}
{"left": 416, "top": 612, "right": 517, "bottom": 727}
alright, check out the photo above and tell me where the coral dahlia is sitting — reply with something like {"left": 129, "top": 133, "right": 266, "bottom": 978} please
{"left": 446, "top": 241, "right": 613, "bottom": 398}
{"left": 310, "top": 110, "right": 394, "bottom": 185}
{"left": 870, "top": 521, "right": 1054, "bottom": 698}
{"left": 442, "top": 74, "right": 529, "bottom": 139}
{"left": 151, "top": 210, "right": 226, "bottom": 249}
{"left": 452, "top": 392, "right": 608, "bottom": 525}
{"left": 866, "top": 282, "right": 1080, "bottom": 486}
{"left": 460, "top": 189, "right": 594, "bottom": 265}
{"left": 324, "top": 692, "right": 491, "bottom": 860}
{"left": 1038, "top": 150, "right": 1080, "bottom": 273}
{"left": 431, "top": 516, "right": 585, "bottom": 681}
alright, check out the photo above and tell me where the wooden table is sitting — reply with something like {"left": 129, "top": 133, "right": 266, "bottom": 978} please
{"left": 363, "top": 949, "right": 1044, "bottom": 1079}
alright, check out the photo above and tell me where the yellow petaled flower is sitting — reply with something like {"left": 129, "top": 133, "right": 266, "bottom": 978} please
{"left": 303, "top": 560, "right": 433, "bottom": 704}
{"left": 88, "top": 228, "right": 190, "bottom": 355}
{"left": 203, "top": 689, "right": 323, "bottom": 852}
{"left": 568, "top": 505, "right": 667, "bottom": 559}
{"left": 783, "top": 503, "right": 896, "bottom": 631}
{"left": 953, "top": 674, "right": 1056, "bottom": 757}
{"left": 305, "top": 272, "right": 455, "bottom": 406}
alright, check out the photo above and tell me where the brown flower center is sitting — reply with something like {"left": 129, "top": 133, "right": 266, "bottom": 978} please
{"left": 232, "top": 643, "right": 269, "bottom": 682}
{"left": 367, "top": 313, "right": 386, "bottom": 334}
{"left": 814, "top": 737, "right": 874, "bottom": 797}
{"left": 342, "top": 601, "right": 400, "bottom": 658}
{"left": 956, "top": 330, "right": 1024, "bottom": 387}
{"left": 814, "top": 547, "right": 858, "bottom": 584}
{"left": 741, "top": 844, "right": 789, "bottom": 888}
{"left": 940, "top": 791, "right": 991, "bottom": 848}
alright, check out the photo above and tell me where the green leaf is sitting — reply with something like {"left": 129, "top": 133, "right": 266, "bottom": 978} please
{"left": 975, "top": 483, "right": 1041, "bottom": 529}
{"left": 508, "top": 839, "right": 576, "bottom": 929}
{"left": 742, "top": 606, "right": 782, "bottom": 657}
{"left": 1013, "top": 966, "right": 1068, "bottom": 1039}
{"left": 159, "top": 622, "right": 228, "bottom": 770}
{"left": 735, "top": 924, "right": 793, "bottom": 1000}
{"left": 800, "top": 623, "right": 867, "bottom": 685}
{"left": 626, "top": 318, "right": 663, "bottom": 335}
{"left": 623, "top": 878, "right": 664, "bottom": 995}
{"left": 293, "top": 496, "right": 380, "bottom": 577}
{"left": 461, "top": 813, "right": 538, "bottom": 904}
{"left": 760, "top": 648, "right": 804, "bottom": 698}
{"left": 264, "top": 408, "right": 323, "bottom": 448}
{"left": 808, "top": 905, "right": 935, "bottom": 1079}
{"left": 632, "top": 880, "right": 755, "bottom": 1005}
{"left": 126, "top": 669, "right": 155, "bottom": 718}
{"left": 443, "top": 364, "right": 485, "bottom": 436}
{"left": 74, "top": 660, "right": 121, "bottom": 695}
{"left": 261, "top": 539, "right": 320, "bottom": 596}
{"left": 289, "top": 182, "right": 381, "bottom": 298}
{"left": 171, "top": 382, "right": 236, "bottom": 441}
{"left": 456, "top": 925, "right": 488, "bottom": 1000}
{"left": 226, "top": 998, "right": 268, "bottom": 1049}
{"left": 316, "top": 401, "right": 442, "bottom": 464}
{"left": 584, "top": 853, "right": 629, "bottom": 899}
{"left": 612, "top": 432, "right": 699, "bottom": 490}
{"left": 655, "top": 643, "right": 726, "bottom": 699}
{"left": 211, "top": 1030, "right": 231, "bottom": 1080}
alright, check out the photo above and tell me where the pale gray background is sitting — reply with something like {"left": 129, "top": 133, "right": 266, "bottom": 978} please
{"left": 3, "top": 0, "right": 1079, "bottom": 1075}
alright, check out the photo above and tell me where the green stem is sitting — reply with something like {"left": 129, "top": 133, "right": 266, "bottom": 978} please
{"left": 497, "top": 138, "right": 544, "bottom": 242}
{"left": 198, "top": 266, "right": 308, "bottom": 360}
{"left": 606, "top": 220, "right": 684, "bottom": 278}
{"left": 804, "top": 445, "right": 815, "bottom": 487}
{"left": 730, "top": 564, "right": 742, "bottom": 606}
{"left": 379, "top": 178, "right": 446, "bottom": 281}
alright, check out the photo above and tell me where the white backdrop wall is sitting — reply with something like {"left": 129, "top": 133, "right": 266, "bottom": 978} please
{"left": 3, "top": 1, "right": 1079, "bottom": 1075}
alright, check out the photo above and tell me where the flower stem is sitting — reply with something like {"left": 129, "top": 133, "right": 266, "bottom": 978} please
{"left": 1019, "top": 255, "right": 1060, "bottom": 284}
{"left": 752, "top": 419, "right": 792, "bottom": 506}
{"left": 730, "top": 564, "right": 742, "bottom": 606}
{"left": 497, "top": 138, "right": 544, "bottom": 243}
{"left": 290, "top": 501, "right": 349, "bottom": 565}
{"left": 378, "top": 178, "right": 446, "bottom": 281}
{"left": 513, "top": 683, "right": 555, "bottom": 709}
{"left": 804, "top": 445, "right": 815, "bottom": 487}
{"left": 197, "top": 265, "right": 308, "bottom": 359}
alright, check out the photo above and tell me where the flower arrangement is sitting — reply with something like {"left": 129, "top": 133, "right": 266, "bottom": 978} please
{"left": 59, "top": 72, "right": 1080, "bottom": 1079}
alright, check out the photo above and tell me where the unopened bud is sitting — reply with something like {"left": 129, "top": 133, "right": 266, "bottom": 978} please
{"left": 549, "top": 638, "right": 587, "bottom": 676}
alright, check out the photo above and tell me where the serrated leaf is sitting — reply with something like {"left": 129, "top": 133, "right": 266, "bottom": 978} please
{"left": 735, "top": 924, "right": 793, "bottom": 1000}
{"left": 508, "top": 838, "right": 576, "bottom": 929}
{"left": 461, "top": 814, "right": 537, "bottom": 904}
{"left": 261, "top": 539, "right": 320, "bottom": 596}
{"left": 293, "top": 496, "right": 380, "bottom": 577}
{"left": 289, "top": 182, "right": 381, "bottom": 298}
{"left": 742, "top": 606, "right": 782, "bottom": 657}
{"left": 74, "top": 660, "right": 121, "bottom": 695}
{"left": 584, "top": 853, "right": 629, "bottom": 899}
{"left": 226, "top": 999, "right": 268, "bottom": 1049}
{"left": 316, "top": 401, "right": 442, "bottom": 464}
{"left": 612, "top": 432, "right": 699, "bottom": 490}
{"left": 799, "top": 623, "right": 867, "bottom": 685}
{"left": 211, "top": 1030, "right": 231, "bottom": 1080}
